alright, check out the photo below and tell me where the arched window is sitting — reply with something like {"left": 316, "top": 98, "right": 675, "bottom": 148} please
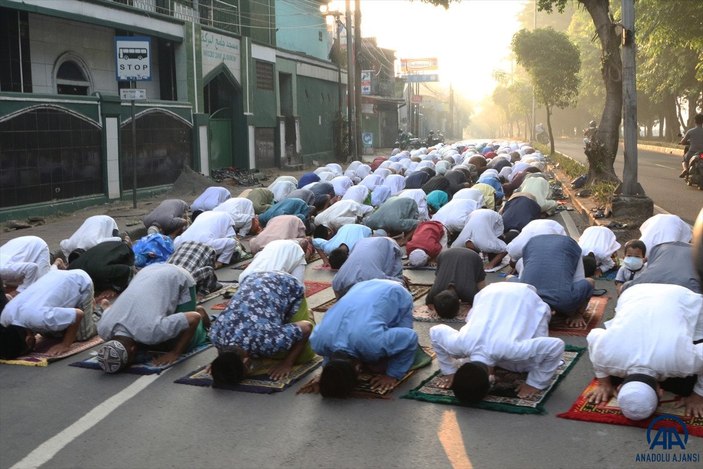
{"left": 55, "top": 56, "right": 91, "bottom": 95}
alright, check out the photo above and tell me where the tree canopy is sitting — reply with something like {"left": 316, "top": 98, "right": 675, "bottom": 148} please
{"left": 512, "top": 27, "right": 581, "bottom": 153}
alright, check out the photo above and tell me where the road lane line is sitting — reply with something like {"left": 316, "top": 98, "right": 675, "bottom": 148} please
{"left": 653, "top": 163, "right": 672, "bottom": 169}
{"left": 11, "top": 373, "right": 162, "bottom": 469}
{"left": 437, "top": 410, "right": 473, "bottom": 469}
{"left": 560, "top": 210, "right": 580, "bottom": 239}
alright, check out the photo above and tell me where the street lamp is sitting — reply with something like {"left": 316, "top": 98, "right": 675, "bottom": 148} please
{"left": 321, "top": 2, "right": 354, "bottom": 160}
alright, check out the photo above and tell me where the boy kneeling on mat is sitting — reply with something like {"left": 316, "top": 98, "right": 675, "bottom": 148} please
{"left": 586, "top": 283, "right": 703, "bottom": 419}
{"left": 208, "top": 271, "right": 314, "bottom": 387}
{"left": 430, "top": 283, "right": 565, "bottom": 403}
{"left": 96, "top": 264, "right": 208, "bottom": 373}
{"left": 299, "top": 279, "right": 418, "bottom": 398}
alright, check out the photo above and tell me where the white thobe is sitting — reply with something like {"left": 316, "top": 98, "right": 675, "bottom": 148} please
{"left": 238, "top": 239, "right": 306, "bottom": 285}
{"left": 268, "top": 180, "right": 297, "bottom": 203}
{"left": 360, "top": 174, "right": 384, "bottom": 191}
{"left": 313, "top": 200, "right": 373, "bottom": 231}
{"left": 342, "top": 185, "right": 370, "bottom": 205}
{"left": 331, "top": 176, "right": 354, "bottom": 197}
{"left": 59, "top": 215, "right": 121, "bottom": 258}
{"left": 587, "top": 283, "right": 703, "bottom": 396}
{"left": 452, "top": 188, "right": 485, "bottom": 208}
{"left": 578, "top": 226, "right": 621, "bottom": 272}
{"left": 383, "top": 174, "right": 406, "bottom": 196}
{"left": 213, "top": 198, "right": 256, "bottom": 236}
{"left": 451, "top": 209, "right": 507, "bottom": 254}
{"left": 190, "top": 186, "right": 231, "bottom": 212}
{"left": 430, "top": 282, "right": 564, "bottom": 389}
{"left": 174, "top": 211, "right": 237, "bottom": 264}
{"left": 0, "top": 236, "right": 52, "bottom": 292}
{"left": 638, "top": 214, "right": 692, "bottom": 254}
{"left": 431, "top": 199, "right": 478, "bottom": 233}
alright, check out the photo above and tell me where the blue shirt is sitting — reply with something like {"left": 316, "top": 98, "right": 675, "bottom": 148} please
{"left": 313, "top": 224, "right": 372, "bottom": 255}
{"left": 310, "top": 279, "right": 418, "bottom": 380}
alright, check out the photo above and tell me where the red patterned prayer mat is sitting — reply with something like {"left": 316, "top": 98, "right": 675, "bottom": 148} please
{"left": 304, "top": 281, "right": 331, "bottom": 297}
{"left": 311, "top": 284, "right": 432, "bottom": 313}
{"left": 558, "top": 378, "right": 703, "bottom": 437}
{"left": 549, "top": 295, "right": 608, "bottom": 337}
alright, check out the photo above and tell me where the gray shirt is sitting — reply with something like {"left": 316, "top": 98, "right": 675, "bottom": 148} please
{"left": 98, "top": 264, "right": 195, "bottom": 345}
{"left": 332, "top": 237, "right": 403, "bottom": 297}
{"left": 143, "top": 199, "right": 188, "bottom": 234}
{"left": 684, "top": 126, "right": 703, "bottom": 159}
{"left": 623, "top": 241, "right": 701, "bottom": 294}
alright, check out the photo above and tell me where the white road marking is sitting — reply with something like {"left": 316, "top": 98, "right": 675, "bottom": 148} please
{"left": 11, "top": 373, "right": 163, "bottom": 469}
{"left": 654, "top": 163, "right": 672, "bottom": 169}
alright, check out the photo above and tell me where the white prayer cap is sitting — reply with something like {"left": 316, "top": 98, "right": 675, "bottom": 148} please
{"left": 373, "top": 229, "right": 388, "bottom": 237}
{"left": 617, "top": 380, "right": 658, "bottom": 421}
{"left": 408, "top": 249, "right": 429, "bottom": 267}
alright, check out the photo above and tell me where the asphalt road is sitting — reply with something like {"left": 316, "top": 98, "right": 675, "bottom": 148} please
{"left": 554, "top": 138, "right": 702, "bottom": 225}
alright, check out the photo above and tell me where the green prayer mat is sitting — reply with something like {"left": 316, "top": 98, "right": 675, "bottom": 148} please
{"left": 402, "top": 345, "right": 585, "bottom": 414}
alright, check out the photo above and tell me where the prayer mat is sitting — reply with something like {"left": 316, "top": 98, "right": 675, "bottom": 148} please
{"left": 69, "top": 343, "right": 212, "bottom": 375}
{"left": 402, "top": 345, "right": 585, "bottom": 414}
{"left": 210, "top": 301, "right": 230, "bottom": 311}
{"left": 174, "top": 356, "right": 324, "bottom": 393}
{"left": 549, "top": 296, "right": 608, "bottom": 337}
{"left": 0, "top": 335, "right": 104, "bottom": 367}
{"left": 312, "top": 284, "right": 432, "bottom": 313}
{"left": 352, "top": 346, "right": 435, "bottom": 399}
{"left": 304, "top": 281, "right": 331, "bottom": 297}
{"left": 412, "top": 304, "right": 470, "bottom": 323}
{"left": 230, "top": 252, "right": 255, "bottom": 269}
{"left": 558, "top": 378, "right": 703, "bottom": 437}
{"left": 403, "top": 263, "right": 437, "bottom": 271}
{"left": 484, "top": 255, "right": 511, "bottom": 273}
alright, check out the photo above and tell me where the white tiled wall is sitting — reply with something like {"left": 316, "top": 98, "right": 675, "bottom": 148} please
{"left": 28, "top": 13, "right": 161, "bottom": 97}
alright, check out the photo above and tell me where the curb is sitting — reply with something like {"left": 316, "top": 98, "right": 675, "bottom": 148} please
{"left": 551, "top": 167, "right": 612, "bottom": 229}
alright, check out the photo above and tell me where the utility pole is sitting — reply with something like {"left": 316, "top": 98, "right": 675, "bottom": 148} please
{"left": 448, "top": 82, "right": 454, "bottom": 139}
{"left": 345, "top": 0, "right": 355, "bottom": 161}
{"left": 621, "top": 0, "right": 643, "bottom": 195}
{"left": 353, "top": 0, "right": 362, "bottom": 161}
{"left": 530, "top": 0, "right": 536, "bottom": 141}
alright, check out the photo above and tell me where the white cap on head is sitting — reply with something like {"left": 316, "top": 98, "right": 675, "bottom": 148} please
{"left": 408, "top": 249, "right": 429, "bottom": 267}
{"left": 617, "top": 380, "right": 658, "bottom": 421}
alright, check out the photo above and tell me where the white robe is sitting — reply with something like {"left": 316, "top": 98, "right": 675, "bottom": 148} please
{"left": 578, "top": 226, "right": 621, "bottom": 272}
{"left": 330, "top": 176, "right": 354, "bottom": 197}
{"left": 452, "top": 188, "right": 485, "bottom": 208}
{"left": 313, "top": 199, "right": 374, "bottom": 231}
{"left": 268, "top": 180, "right": 297, "bottom": 203}
{"left": 451, "top": 209, "right": 507, "bottom": 254}
{"left": 397, "top": 189, "right": 429, "bottom": 221}
{"left": 238, "top": 239, "right": 306, "bottom": 285}
{"left": 360, "top": 174, "right": 384, "bottom": 191}
{"left": 213, "top": 198, "right": 256, "bottom": 236}
{"left": 174, "top": 211, "right": 237, "bottom": 264}
{"left": 587, "top": 283, "right": 703, "bottom": 396}
{"left": 374, "top": 168, "right": 391, "bottom": 180}
{"left": 190, "top": 186, "right": 231, "bottom": 212}
{"left": 0, "top": 236, "right": 52, "bottom": 292}
{"left": 430, "top": 282, "right": 564, "bottom": 389}
{"left": 638, "top": 214, "right": 692, "bottom": 254}
{"left": 342, "top": 185, "right": 370, "bottom": 205}
{"left": 431, "top": 199, "right": 478, "bottom": 233}
{"left": 59, "top": 215, "right": 121, "bottom": 258}
{"left": 383, "top": 174, "right": 406, "bottom": 196}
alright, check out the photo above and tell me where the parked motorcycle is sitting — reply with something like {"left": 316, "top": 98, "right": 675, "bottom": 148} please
{"left": 425, "top": 130, "right": 445, "bottom": 147}
{"left": 394, "top": 131, "right": 423, "bottom": 150}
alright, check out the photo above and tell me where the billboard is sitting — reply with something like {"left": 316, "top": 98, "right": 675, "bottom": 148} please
{"left": 400, "top": 57, "right": 438, "bottom": 73}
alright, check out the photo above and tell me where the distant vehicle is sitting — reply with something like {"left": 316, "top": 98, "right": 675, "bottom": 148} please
{"left": 685, "top": 152, "right": 703, "bottom": 190}
{"left": 119, "top": 48, "right": 147, "bottom": 60}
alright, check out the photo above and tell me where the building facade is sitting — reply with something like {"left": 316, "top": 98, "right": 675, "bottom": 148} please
{"left": 0, "top": 0, "right": 344, "bottom": 220}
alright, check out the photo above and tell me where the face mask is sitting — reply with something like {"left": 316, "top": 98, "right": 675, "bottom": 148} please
{"left": 623, "top": 256, "right": 644, "bottom": 271}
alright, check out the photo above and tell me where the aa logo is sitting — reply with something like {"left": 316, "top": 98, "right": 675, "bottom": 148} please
{"left": 646, "top": 415, "right": 688, "bottom": 450}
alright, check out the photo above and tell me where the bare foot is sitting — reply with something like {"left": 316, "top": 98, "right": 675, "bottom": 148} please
{"left": 297, "top": 376, "right": 320, "bottom": 394}
{"left": 516, "top": 382, "right": 541, "bottom": 399}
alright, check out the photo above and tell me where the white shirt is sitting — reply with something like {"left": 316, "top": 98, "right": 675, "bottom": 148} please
{"left": 430, "top": 282, "right": 564, "bottom": 389}
{"left": 587, "top": 283, "right": 703, "bottom": 395}
{"left": 213, "top": 198, "right": 256, "bottom": 236}
{"left": 578, "top": 226, "right": 621, "bottom": 272}
{"left": 383, "top": 174, "right": 406, "bottom": 196}
{"left": 1, "top": 269, "right": 92, "bottom": 333}
{"left": 453, "top": 188, "right": 485, "bottom": 208}
{"left": 431, "top": 199, "right": 478, "bottom": 233}
{"left": 268, "top": 180, "right": 297, "bottom": 203}
{"left": 238, "top": 239, "right": 306, "bottom": 285}
{"left": 0, "top": 236, "right": 52, "bottom": 291}
{"left": 342, "top": 185, "right": 370, "bottom": 205}
{"left": 397, "top": 189, "right": 429, "bottom": 221}
{"left": 451, "top": 209, "right": 507, "bottom": 253}
{"left": 175, "top": 211, "right": 235, "bottom": 247}
{"left": 59, "top": 215, "right": 121, "bottom": 258}
{"left": 330, "top": 176, "right": 354, "bottom": 197}
{"left": 639, "top": 214, "right": 692, "bottom": 254}
{"left": 313, "top": 200, "right": 374, "bottom": 231}
{"left": 361, "top": 174, "right": 384, "bottom": 191}
{"left": 190, "top": 186, "right": 231, "bottom": 212}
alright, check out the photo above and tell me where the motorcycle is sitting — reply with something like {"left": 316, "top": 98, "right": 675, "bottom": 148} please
{"left": 395, "top": 131, "right": 423, "bottom": 150}
{"left": 425, "top": 130, "right": 445, "bottom": 147}
{"left": 685, "top": 152, "right": 703, "bottom": 190}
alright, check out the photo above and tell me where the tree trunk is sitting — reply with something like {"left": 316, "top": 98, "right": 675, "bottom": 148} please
{"left": 546, "top": 104, "right": 555, "bottom": 155}
{"left": 581, "top": 0, "right": 620, "bottom": 183}
{"left": 664, "top": 93, "right": 679, "bottom": 140}
{"left": 687, "top": 93, "right": 698, "bottom": 128}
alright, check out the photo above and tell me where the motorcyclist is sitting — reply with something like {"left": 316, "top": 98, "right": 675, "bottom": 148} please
{"left": 679, "top": 113, "right": 703, "bottom": 178}
{"left": 583, "top": 120, "right": 597, "bottom": 140}
{"left": 535, "top": 123, "right": 548, "bottom": 144}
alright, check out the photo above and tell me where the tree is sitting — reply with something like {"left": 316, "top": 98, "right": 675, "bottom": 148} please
{"left": 539, "top": 0, "right": 621, "bottom": 184}
{"left": 512, "top": 28, "right": 581, "bottom": 154}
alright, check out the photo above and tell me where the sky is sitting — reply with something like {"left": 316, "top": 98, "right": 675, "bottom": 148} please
{"left": 347, "top": 0, "right": 530, "bottom": 103}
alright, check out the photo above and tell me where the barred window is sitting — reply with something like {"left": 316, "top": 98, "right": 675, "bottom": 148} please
{"left": 255, "top": 60, "right": 274, "bottom": 90}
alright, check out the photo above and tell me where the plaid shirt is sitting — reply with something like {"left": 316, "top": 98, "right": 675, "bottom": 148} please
{"left": 168, "top": 241, "right": 218, "bottom": 292}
